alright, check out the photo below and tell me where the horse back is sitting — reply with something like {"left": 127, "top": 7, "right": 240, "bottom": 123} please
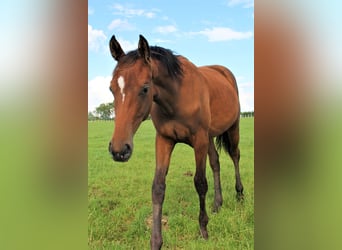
{"left": 200, "top": 65, "right": 239, "bottom": 94}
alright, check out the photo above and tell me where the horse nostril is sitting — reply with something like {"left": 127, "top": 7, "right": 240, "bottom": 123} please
{"left": 115, "top": 152, "right": 121, "bottom": 159}
{"left": 124, "top": 144, "right": 131, "bottom": 153}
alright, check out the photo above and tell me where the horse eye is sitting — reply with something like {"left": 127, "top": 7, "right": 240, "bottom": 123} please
{"left": 139, "top": 85, "right": 149, "bottom": 96}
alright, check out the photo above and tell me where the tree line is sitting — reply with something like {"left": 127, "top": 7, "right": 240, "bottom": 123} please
{"left": 88, "top": 102, "right": 114, "bottom": 120}
{"left": 240, "top": 111, "right": 254, "bottom": 117}
{"left": 88, "top": 102, "right": 254, "bottom": 120}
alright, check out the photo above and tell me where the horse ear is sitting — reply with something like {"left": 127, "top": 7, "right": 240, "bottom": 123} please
{"left": 138, "top": 34, "right": 151, "bottom": 63}
{"left": 109, "top": 35, "right": 125, "bottom": 61}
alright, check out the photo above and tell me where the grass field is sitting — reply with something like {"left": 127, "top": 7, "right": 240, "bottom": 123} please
{"left": 88, "top": 118, "right": 254, "bottom": 249}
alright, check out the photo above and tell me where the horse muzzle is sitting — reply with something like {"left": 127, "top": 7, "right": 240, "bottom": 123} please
{"left": 108, "top": 142, "right": 132, "bottom": 162}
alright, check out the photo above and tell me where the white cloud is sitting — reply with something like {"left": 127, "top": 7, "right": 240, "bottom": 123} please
{"left": 154, "top": 25, "right": 177, "bottom": 34}
{"left": 88, "top": 25, "right": 107, "bottom": 52}
{"left": 238, "top": 81, "right": 254, "bottom": 111}
{"left": 112, "top": 3, "right": 157, "bottom": 18}
{"left": 195, "top": 27, "right": 253, "bottom": 42}
{"left": 145, "top": 12, "right": 156, "bottom": 18}
{"left": 108, "top": 19, "right": 135, "bottom": 31}
{"left": 239, "top": 90, "right": 254, "bottom": 112}
{"left": 227, "top": 0, "right": 254, "bottom": 8}
{"left": 116, "top": 38, "right": 137, "bottom": 52}
{"left": 88, "top": 76, "right": 113, "bottom": 112}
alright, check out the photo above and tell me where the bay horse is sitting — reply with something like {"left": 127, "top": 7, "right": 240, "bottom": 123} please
{"left": 108, "top": 35, "right": 243, "bottom": 249}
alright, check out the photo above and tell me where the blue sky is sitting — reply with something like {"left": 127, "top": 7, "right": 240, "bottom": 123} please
{"left": 88, "top": 0, "right": 254, "bottom": 112}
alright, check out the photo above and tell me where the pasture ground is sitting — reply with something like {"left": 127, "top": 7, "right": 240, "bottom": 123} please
{"left": 88, "top": 118, "right": 254, "bottom": 249}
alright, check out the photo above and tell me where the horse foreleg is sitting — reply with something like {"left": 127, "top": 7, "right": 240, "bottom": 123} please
{"left": 208, "top": 137, "right": 223, "bottom": 212}
{"left": 151, "top": 134, "right": 174, "bottom": 250}
{"left": 193, "top": 131, "right": 209, "bottom": 239}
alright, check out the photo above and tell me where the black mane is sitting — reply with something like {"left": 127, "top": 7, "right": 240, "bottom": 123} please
{"left": 119, "top": 46, "right": 183, "bottom": 80}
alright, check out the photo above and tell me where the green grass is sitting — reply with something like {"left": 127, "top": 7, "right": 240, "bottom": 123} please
{"left": 88, "top": 118, "right": 254, "bottom": 249}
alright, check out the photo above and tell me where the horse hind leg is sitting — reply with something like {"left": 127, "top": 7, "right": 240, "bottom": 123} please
{"left": 208, "top": 137, "right": 223, "bottom": 212}
{"left": 227, "top": 121, "right": 244, "bottom": 200}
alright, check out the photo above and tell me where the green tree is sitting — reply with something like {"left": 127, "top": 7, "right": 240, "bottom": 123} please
{"left": 88, "top": 111, "right": 97, "bottom": 121}
{"left": 95, "top": 102, "right": 114, "bottom": 120}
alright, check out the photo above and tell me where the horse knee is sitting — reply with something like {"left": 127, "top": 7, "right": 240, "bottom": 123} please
{"left": 194, "top": 175, "right": 208, "bottom": 195}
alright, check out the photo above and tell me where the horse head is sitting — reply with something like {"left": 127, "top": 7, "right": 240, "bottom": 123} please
{"left": 108, "top": 35, "right": 153, "bottom": 162}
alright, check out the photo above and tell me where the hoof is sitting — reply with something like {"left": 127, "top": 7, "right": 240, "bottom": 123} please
{"left": 212, "top": 203, "right": 222, "bottom": 213}
{"left": 200, "top": 228, "right": 209, "bottom": 240}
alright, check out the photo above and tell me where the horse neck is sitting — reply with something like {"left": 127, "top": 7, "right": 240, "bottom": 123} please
{"left": 151, "top": 62, "right": 180, "bottom": 116}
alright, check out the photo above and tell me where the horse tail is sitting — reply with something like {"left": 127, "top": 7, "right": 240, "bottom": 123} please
{"left": 215, "top": 131, "right": 231, "bottom": 154}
